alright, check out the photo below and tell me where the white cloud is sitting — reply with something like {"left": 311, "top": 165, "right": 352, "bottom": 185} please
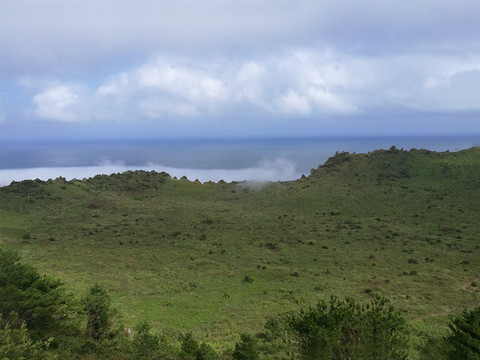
{"left": 21, "top": 50, "right": 480, "bottom": 129}
{"left": 133, "top": 58, "right": 229, "bottom": 116}
{"left": 233, "top": 61, "right": 267, "bottom": 106}
{"left": 308, "top": 87, "right": 357, "bottom": 113}
{"left": 276, "top": 90, "right": 311, "bottom": 115}
{"left": 33, "top": 85, "right": 82, "bottom": 122}
{"left": 97, "top": 72, "right": 129, "bottom": 96}
{"left": 0, "top": 157, "right": 301, "bottom": 186}
{"left": 200, "top": 77, "right": 227, "bottom": 100}
{"left": 138, "top": 97, "right": 200, "bottom": 118}
{"left": 97, "top": 51, "right": 360, "bottom": 119}
{"left": 418, "top": 69, "right": 480, "bottom": 111}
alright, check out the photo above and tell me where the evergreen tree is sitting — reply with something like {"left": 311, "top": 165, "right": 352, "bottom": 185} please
{"left": 180, "top": 332, "right": 199, "bottom": 360}
{"left": 233, "top": 333, "right": 261, "bottom": 360}
{"left": 131, "top": 321, "right": 161, "bottom": 360}
{"left": 180, "top": 332, "right": 220, "bottom": 360}
{"left": 0, "top": 248, "right": 69, "bottom": 337}
{"left": 287, "top": 295, "right": 409, "bottom": 360}
{"left": 0, "top": 320, "right": 57, "bottom": 360}
{"left": 83, "top": 284, "right": 113, "bottom": 341}
{"left": 446, "top": 306, "right": 480, "bottom": 359}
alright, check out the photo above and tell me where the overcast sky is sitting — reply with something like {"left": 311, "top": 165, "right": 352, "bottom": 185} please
{"left": 1, "top": 0, "right": 480, "bottom": 140}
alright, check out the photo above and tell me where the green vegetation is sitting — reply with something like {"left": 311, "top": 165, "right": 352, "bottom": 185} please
{"left": 445, "top": 306, "right": 480, "bottom": 359}
{"left": 0, "top": 248, "right": 71, "bottom": 338}
{"left": 0, "top": 322, "right": 57, "bottom": 360}
{"left": 83, "top": 284, "right": 114, "bottom": 341}
{"left": 286, "top": 295, "right": 408, "bottom": 359}
{"left": 0, "top": 146, "right": 479, "bottom": 358}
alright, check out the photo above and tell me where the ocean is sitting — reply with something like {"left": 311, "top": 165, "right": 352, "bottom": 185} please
{"left": 0, "top": 136, "right": 479, "bottom": 186}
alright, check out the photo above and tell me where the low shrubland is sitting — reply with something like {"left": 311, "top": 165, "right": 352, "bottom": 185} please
{"left": 0, "top": 147, "right": 479, "bottom": 358}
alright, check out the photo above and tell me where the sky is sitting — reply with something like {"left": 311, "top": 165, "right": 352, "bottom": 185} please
{"left": 1, "top": 0, "right": 480, "bottom": 140}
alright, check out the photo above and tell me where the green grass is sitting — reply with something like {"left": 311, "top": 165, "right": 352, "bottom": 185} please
{"left": 1, "top": 147, "right": 479, "bottom": 353}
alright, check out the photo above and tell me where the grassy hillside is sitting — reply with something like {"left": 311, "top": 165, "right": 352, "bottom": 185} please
{"left": 0, "top": 146, "right": 479, "bottom": 352}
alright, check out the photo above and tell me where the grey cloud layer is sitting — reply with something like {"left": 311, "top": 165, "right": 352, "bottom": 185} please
{"left": 2, "top": 0, "right": 479, "bottom": 77}
{"left": 1, "top": 1, "right": 480, "bottom": 137}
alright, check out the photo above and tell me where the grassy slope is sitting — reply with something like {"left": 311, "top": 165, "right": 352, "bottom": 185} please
{"left": 0, "top": 147, "right": 479, "bottom": 351}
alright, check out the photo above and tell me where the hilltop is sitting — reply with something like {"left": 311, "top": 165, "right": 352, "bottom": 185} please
{"left": 0, "top": 146, "right": 479, "bottom": 355}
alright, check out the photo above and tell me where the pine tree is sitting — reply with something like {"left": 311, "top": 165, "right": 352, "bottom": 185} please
{"left": 446, "top": 306, "right": 480, "bottom": 359}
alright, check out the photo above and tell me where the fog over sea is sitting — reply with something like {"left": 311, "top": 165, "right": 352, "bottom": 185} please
{"left": 1, "top": 136, "right": 479, "bottom": 186}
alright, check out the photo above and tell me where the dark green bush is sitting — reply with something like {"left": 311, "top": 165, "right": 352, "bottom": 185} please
{"left": 0, "top": 249, "right": 70, "bottom": 337}
{"left": 243, "top": 275, "right": 254, "bottom": 283}
{"left": 233, "top": 333, "right": 261, "bottom": 360}
{"left": 446, "top": 306, "right": 480, "bottom": 359}
{"left": 179, "top": 332, "right": 220, "bottom": 360}
{"left": 83, "top": 284, "right": 113, "bottom": 341}
{"left": 0, "top": 322, "right": 57, "bottom": 360}
{"left": 287, "top": 295, "right": 409, "bottom": 360}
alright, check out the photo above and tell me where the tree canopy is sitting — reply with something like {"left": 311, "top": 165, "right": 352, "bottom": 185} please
{"left": 0, "top": 249, "right": 69, "bottom": 338}
{"left": 287, "top": 295, "right": 409, "bottom": 360}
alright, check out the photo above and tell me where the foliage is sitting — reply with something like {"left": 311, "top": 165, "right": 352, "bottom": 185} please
{"left": 233, "top": 333, "right": 261, "bottom": 360}
{"left": 0, "top": 321, "right": 57, "bottom": 360}
{"left": 287, "top": 295, "right": 409, "bottom": 360}
{"left": 83, "top": 284, "right": 113, "bottom": 341}
{"left": 131, "top": 321, "right": 177, "bottom": 360}
{"left": 446, "top": 306, "right": 480, "bottom": 359}
{"left": 0, "top": 248, "right": 69, "bottom": 338}
{"left": 131, "top": 321, "right": 161, "bottom": 359}
{"left": 179, "top": 332, "right": 220, "bottom": 360}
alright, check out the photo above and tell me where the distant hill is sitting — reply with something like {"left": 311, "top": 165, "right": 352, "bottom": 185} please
{"left": 0, "top": 147, "right": 479, "bottom": 352}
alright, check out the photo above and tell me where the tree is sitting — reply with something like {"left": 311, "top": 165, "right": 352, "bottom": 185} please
{"left": 0, "top": 248, "right": 69, "bottom": 337}
{"left": 130, "top": 321, "right": 176, "bottom": 360}
{"left": 446, "top": 306, "right": 480, "bottom": 359}
{"left": 82, "top": 284, "right": 113, "bottom": 341}
{"left": 179, "top": 332, "right": 220, "bottom": 360}
{"left": 233, "top": 333, "right": 261, "bottom": 360}
{"left": 197, "top": 343, "right": 221, "bottom": 360}
{"left": 0, "top": 320, "right": 57, "bottom": 360}
{"left": 287, "top": 295, "right": 409, "bottom": 360}
{"left": 131, "top": 321, "right": 160, "bottom": 360}
{"left": 180, "top": 332, "right": 199, "bottom": 360}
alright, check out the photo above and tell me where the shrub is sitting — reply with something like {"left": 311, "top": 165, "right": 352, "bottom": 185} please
{"left": 446, "top": 306, "right": 480, "bottom": 359}
{"left": 132, "top": 321, "right": 177, "bottom": 360}
{"left": 0, "top": 249, "right": 70, "bottom": 337}
{"left": 0, "top": 322, "right": 57, "bottom": 360}
{"left": 287, "top": 295, "right": 409, "bottom": 360}
{"left": 264, "top": 317, "right": 282, "bottom": 340}
{"left": 232, "top": 333, "right": 261, "bottom": 360}
{"left": 83, "top": 284, "right": 113, "bottom": 341}
{"left": 243, "top": 275, "right": 254, "bottom": 283}
{"left": 265, "top": 243, "right": 280, "bottom": 251}
{"left": 179, "top": 332, "right": 219, "bottom": 360}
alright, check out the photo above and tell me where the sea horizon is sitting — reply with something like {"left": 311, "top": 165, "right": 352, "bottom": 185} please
{"left": 1, "top": 135, "right": 479, "bottom": 186}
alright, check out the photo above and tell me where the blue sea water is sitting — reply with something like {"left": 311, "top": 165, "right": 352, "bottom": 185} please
{"left": 0, "top": 136, "right": 479, "bottom": 185}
